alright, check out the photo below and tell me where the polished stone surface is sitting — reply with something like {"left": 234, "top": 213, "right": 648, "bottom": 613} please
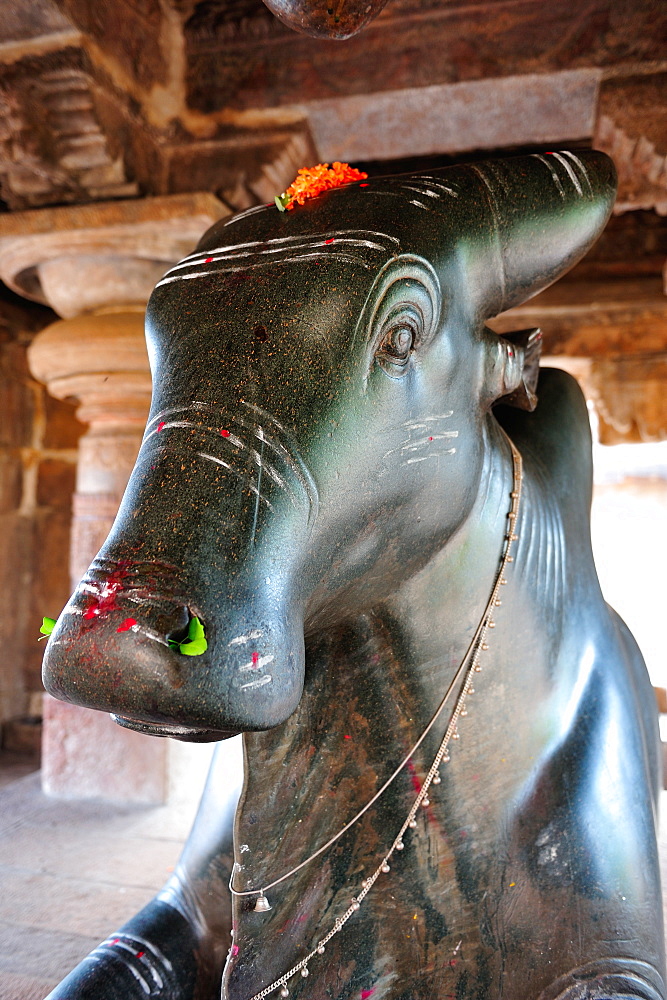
{"left": 38, "top": 151, "right": 664, "bottom": 997}
{"left": 1, "top": 770, "right": 667, "bottom": 1000}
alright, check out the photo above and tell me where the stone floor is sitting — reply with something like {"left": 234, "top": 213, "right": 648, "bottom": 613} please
{"left": 0, "top": 750, "right": 40, "bottom": 791}
{"left": 0, "top": 754, "right": 202, "bottom": 1000}
{"left": 1, "top": 755, "right": 667, "bottom": 1000}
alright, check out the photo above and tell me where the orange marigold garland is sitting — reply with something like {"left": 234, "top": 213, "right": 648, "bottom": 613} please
{"left": 275, "top": 162, "right": 368, "bottom": 211}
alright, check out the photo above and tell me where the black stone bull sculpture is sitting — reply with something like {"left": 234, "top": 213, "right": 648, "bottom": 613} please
{"left": 42, "top": 151, "right": 665, "bottom": 1000}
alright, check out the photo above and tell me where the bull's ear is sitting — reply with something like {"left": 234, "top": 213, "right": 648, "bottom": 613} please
{"left": 482, "top": 327, "right": 543, "bottom": 411}
{"left": 469, "top": 150, "right": 617, "bottom": 316}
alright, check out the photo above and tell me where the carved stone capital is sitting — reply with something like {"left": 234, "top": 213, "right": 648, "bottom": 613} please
{"left": 0, "top": 192, "right": 227, "bottom": 316}
{"left": 28, "top": 308, "right": 151, "bottom": 425}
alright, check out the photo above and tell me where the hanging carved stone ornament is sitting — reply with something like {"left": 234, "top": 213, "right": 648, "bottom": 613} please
{"left": 261, "top": 0, "right": 390, "bottom": 38}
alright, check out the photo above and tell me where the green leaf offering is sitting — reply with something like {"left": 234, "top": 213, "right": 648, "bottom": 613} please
{"left": 180, "top": 615, "right": 207, "bottom": 656}
{"left": 170, "top": 616, "right": 208, "bottom": 656}
{"left": 39, "top": 616, "right": 56, "bottom": 639}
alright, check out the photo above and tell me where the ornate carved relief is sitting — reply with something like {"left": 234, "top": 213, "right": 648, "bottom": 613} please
{"left": 588, "top": 354, "right": 667, "bottom": 444}
{"left": 184, "top": 0, "right": 289, "bottom": 114}
{"left": 185, "top": 0, "right": 282, "bottom": 45}
{"left": 0, "top": 58, "right": 138, "bottom": 210}
{"left": 596, "top": 114, "right": 667, "bottom": 216}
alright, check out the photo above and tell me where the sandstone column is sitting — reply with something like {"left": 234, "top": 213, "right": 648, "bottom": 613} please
{"left": 0, "top": 194, "right": 227, "bottom": 801}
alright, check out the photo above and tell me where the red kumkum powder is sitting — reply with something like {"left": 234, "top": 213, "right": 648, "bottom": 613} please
{"left": 117, "top": 618, "right": 137, "bottom": 633}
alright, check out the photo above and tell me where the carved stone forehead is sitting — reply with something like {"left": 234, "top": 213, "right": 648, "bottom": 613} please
{"left": 155, "top": 227, "right": 402, "bottom": 297}
{"left": 184, "top": 151, "right": 616, "bottom": 320}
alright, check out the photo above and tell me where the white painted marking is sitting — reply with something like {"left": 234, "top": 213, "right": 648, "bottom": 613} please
{"left": 401, "top": 431, "right": 459, "bottom": 452}
{"left": 165, "top": 239, "right": 390, "bottom": 276}
{"left": 147, "top": 965, "right": 164, "bottom": 990}
{"left": 240, "top": 674, "right": 272, "bottom": 690}
{"left": 560, "top": 149, "right": 593, "bottom": 193}
{"left": 159, "top": 420, "right": 196, "bottom": 430}
{"left": 248, "top": 412, "right": 319, "bottom": 512}
{"left": 159, "top": 231, "right": 399, "bottom": 282}
{"left": 400, "top": 184, "right": 439, "bottom": 198}
{"left": 131, "top": 625, "right": 170, "bottom": 647}
{"left": 248, "top": 483, "right": 273, "bottom": 509}
{"left": 239, "top": 654, "right": 275, "bottom": 672}
{"left": 418, "top": 176, "right": 460, "bottom": 197}
{"left": 229, "top": 629, "right": 263, "bottom": 647}
{"left": 404, "top": 449, "right": 456, "bottom": 464}
{"left": 196, "top": 452, "right": 274, "bottom": 510}
{"left": 143, "top": 405, "right": 304, "bottom": 512}
{"left": 155, "top": 252, "right": 374, "bottom": 288}
{"left": 402, "top": 412, "right": 453, "bottom": 425}
{"left": 172, "top": 229, "right": 400, "bottom": 269}
{"left": 533, "top": 154, "right": 565, "bottom": 199}
{"left": 143, "top": 419, "right": 199, "bottom": 443}
{"left": 250, "top": 448, "right": 288, "bottom": 490}
{"left": 247, "top": 408, "right": 286, "bottom": 433}
{"left": 223, "top": 204, "right": 266, "bottom": 225}
{"left": 93, "top": 946, "right": 150, "bottom": 994}
{"left": 550, "top": 151, "right": 583, "bottom": 196}
{"left": 253, "top": 426, "right": 296, "bottom": 471}
{"left": 122, "top": 934, "right": 174, "bottom": 973}
{"left": 196, "top": 452, "right": 232, "bottom": 472}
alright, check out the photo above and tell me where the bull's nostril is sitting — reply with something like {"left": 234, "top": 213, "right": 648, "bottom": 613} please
{"left": 166, "top": 626, "right": 189, "bottom": 647}
{"left": 165, "top": 606, "right": 191, "bottom": 647}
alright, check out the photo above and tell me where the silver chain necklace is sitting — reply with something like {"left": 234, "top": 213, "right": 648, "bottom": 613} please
{"left": 230, "top": 437, "right": 523, "bottom": 1000}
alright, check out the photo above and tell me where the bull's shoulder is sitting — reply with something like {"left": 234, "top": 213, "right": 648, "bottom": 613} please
{"left": 494, "top": 366, "right": 593, "bottom": 524}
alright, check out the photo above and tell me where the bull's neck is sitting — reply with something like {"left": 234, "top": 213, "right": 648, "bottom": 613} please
{"left": 228, "top": 420, "right": 538, "bottom": 996}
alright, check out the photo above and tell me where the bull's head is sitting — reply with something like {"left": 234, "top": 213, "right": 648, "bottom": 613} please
{"left": 42, "top": 152, "right": 616, "bottom": 741}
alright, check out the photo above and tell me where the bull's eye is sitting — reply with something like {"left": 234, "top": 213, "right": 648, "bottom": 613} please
{"left": 376, "top": 321, "right": 416, "bottom": 376}
{"left": 384, "top": 325, "right": 413, "bottom": 358}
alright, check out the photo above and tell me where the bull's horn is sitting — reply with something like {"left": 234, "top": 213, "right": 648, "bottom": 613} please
{"left": 469, "top": 150, "right": 617, "bottom": 317}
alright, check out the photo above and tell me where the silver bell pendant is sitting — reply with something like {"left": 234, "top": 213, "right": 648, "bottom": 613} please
{"left": 254, "top": 893, "right": 272, "bottom": 912}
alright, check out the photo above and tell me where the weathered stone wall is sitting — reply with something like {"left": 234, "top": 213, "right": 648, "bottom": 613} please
{"left": 0, "top": 317, "right": 82, "bottom": 727}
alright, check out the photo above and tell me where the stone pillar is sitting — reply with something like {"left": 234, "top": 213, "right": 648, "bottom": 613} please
{"left": 0, "top": 194, "right": 226, "bottom": 801}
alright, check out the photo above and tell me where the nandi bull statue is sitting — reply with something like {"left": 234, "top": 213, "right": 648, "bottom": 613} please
{"left": 41, "top": 150, "right": 664, "bottom": 1000}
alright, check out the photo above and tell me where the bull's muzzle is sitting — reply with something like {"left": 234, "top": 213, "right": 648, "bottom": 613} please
{"left": 42, "top": 409, "right": 313, "bottom": 739}
{"left": 42, "top": 559, "right": 305, "bottom": 739}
